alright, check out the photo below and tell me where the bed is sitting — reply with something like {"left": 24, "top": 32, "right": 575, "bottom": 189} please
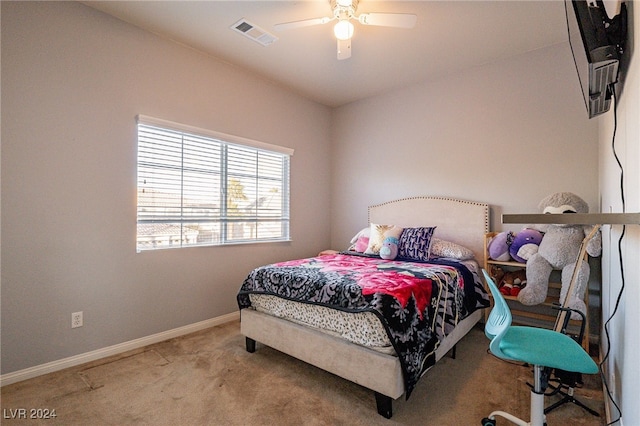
{"left": 237, "top": 196, "right": 490, "bottom": 418}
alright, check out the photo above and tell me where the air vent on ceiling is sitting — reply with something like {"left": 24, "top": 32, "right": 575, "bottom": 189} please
{"left": 231, "top": 19, "right": 278, "bottom": 46}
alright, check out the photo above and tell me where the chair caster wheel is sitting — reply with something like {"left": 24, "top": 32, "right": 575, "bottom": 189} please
{"left": 481, "top": 418, "right": 496, "bottom": 426}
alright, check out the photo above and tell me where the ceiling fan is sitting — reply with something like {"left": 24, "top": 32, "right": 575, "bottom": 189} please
{"left": 274, "top": 0, "right": 417, "bottom": 60}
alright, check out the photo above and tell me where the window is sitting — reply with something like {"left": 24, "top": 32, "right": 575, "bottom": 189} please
{"left": 136, "top": 115, "right": 293, "bottom": 251}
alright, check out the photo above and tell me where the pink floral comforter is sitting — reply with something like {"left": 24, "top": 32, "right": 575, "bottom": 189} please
{"left": 238, "top": 253, "right": 488, "bottom": 397}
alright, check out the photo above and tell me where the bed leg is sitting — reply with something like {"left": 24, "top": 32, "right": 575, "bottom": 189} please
{"left": 451, "top": 344, "right": 457, "bottom": 359}
{"left": 374, "top": 392, "right": 393, "bottom": 419}
{"left": 245, "top": 337, "right": 256, "bottom": 353}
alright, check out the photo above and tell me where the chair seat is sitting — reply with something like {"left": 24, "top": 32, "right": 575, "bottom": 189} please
{"left": 497, "top": 326, "right": 598, "bottom": 374}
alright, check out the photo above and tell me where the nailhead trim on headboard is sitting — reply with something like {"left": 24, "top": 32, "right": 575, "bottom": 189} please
{"left": 368, "top": 196, "right": 489, "bottom": 232}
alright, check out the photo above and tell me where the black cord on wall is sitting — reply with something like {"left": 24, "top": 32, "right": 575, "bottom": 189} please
{"left": 600, "top": 83, "right": 624, "bottom": 426}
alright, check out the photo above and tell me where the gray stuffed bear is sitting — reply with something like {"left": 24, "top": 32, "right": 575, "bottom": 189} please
{"left": 517, "top": 192, "right": 601, "bottom": 318}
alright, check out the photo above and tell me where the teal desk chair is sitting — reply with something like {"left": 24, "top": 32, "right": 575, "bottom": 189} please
{"left": 481, "top": 269, "right": 598, "bottom": 426}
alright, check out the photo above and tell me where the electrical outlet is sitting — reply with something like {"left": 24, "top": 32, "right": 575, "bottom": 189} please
{"left": 71, "top": 311, "right": 83, "bottom": 328}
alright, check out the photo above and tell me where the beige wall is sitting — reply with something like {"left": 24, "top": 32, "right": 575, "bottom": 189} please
{"left": 1, "top": 2, "right": 332, "bottom": 374}
{"left": 329, "top": 43, "right": 599, "bottom": 248}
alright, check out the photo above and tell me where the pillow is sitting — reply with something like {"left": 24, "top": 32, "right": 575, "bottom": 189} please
{"left": 365, "top": 224, "right": 404, "bottom": 255}
{"left": 354, "top": 236, "right": 369, "bottom": 252}
{"left": 348, "top": 227, "right": 370, "bottom": 252}
{"left": 350, "top": 227, "right": 370, "bottom": 244}
{"left": 429, "top": 238, "right": 475, "bottom": 260}
{"left": 397, "top": 227, "right": 436, "bottom": 261}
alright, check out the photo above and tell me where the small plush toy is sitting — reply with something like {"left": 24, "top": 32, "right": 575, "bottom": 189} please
{"left": 489, "top": 265, "right": 506, "bottom": 286}
{"left": 488, "top": 231, "right": 514, "bottom": 262}
{"left": 509, "top": 228, "right": 544, "bottom": 263}
{"left": 518, "top": 192, "right": 602, "bottom": 318}
{"left": 499, "top": 270, "right": 527, "bottom": 296}
{"left": 379, "top": 236, "right": 399, "bottom": 260}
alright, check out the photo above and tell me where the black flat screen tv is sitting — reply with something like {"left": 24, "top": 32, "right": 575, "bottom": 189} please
{"left": 565, "top": 0, "right": 627, "bottom": 118}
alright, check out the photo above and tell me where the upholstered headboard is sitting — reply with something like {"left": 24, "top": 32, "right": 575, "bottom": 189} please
{"left": 368, "top": 196, "right": 489, "bottom": 262}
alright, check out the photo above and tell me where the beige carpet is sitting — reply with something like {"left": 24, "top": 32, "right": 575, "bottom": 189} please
{"left": 1, "top": 321, "right": 605, "bottom": 425}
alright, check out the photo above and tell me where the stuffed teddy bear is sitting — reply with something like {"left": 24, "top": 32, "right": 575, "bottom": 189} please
{"left": 517, "top": 192, "right": 602, "bottom": 318}
{"left": 509, "top": 228, "right": 544, "bottom": 263}
{"left": 379, "top": 236, "right": 399, "bottom": 260}
{"left": 487, "top": 231, "right": 514, "bottom": 262}
{"left": 499, "top": 270, "right": 527, "bottom": 296}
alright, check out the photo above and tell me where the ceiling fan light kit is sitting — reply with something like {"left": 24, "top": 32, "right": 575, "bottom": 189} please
{"left": 334, "top": 20, "right": 354, "bottom": 41}
{"left": 274, "top": 0, "right": 416, "bottom": 60}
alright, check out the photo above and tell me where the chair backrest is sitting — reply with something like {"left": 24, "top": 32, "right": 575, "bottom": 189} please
{"left": 482, "top": 269, "right": 513, "bottom": 360}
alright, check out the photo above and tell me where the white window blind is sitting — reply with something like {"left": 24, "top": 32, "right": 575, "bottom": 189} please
{"left": 136, "top": 116, "right": 292, "bottom": 251}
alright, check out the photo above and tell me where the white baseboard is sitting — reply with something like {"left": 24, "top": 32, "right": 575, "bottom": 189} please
{"left": 0, "top": 311, "right": 240, "bottom": 387}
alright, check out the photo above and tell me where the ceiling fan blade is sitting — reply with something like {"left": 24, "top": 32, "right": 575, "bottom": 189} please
{"left": 358, "top": 13, "right": 417, "bottom": 28}
{"left": 337, "top": 38, "right": 351, "bottom": 60}
{"left": 274, "top": 16, "right": 332, "bottom": 31}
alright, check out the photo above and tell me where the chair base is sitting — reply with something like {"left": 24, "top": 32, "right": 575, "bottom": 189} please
{"left": 481, "top": 393, "right": 547, "bottom": 426}
{"left": 482, "top": 411, "right": 530, "bottom": 426}
{"left": 481, "top": 365, "right": 547, "bottom": 426}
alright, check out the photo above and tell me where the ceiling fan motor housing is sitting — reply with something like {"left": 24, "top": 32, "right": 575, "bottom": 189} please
{"left": 331, "top": 0, "right": 359, "bottom": 20}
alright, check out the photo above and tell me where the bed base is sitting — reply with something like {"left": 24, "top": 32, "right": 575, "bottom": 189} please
{"left": 244, "top": 335, "right": 455, "bottom": 418}
{"left": 241, "top": 308, "right": 482, "bottom": 418}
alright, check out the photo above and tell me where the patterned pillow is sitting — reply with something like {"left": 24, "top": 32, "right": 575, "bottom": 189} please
{"left": 429, "top": 238, "right": 474, "bottom": 260}
{"left": 397, "top": 227, "right": 436, "bottom": 261}
{"left": 364, "top": 224, "right": 404, "bottom": 255}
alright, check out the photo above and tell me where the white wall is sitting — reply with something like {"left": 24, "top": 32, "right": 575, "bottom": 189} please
{"left": 329, "top": 43, "right": 599, "bottom": 248}
{"left": 598, "top": 1, "right": 639, "bottom": 424}
{"left": 1, "top": 2, "right": 332, "bottom": 374}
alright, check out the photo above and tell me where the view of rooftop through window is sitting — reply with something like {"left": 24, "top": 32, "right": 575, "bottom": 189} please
{"left": 136, "top": 118, "right": 291, "bottom": 251}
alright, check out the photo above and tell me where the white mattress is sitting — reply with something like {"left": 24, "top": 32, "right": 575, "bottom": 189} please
{"left": 249, "top": 294, "right": 396, "bottom": 354}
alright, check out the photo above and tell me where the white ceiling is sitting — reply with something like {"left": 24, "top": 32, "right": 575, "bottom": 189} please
{"left": 83, "top": 1, "right": 569, "bottom": 107}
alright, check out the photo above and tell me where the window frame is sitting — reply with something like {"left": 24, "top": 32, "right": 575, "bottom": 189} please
{"left": 136, "top": 115, "right": 293, "bottom": 252}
